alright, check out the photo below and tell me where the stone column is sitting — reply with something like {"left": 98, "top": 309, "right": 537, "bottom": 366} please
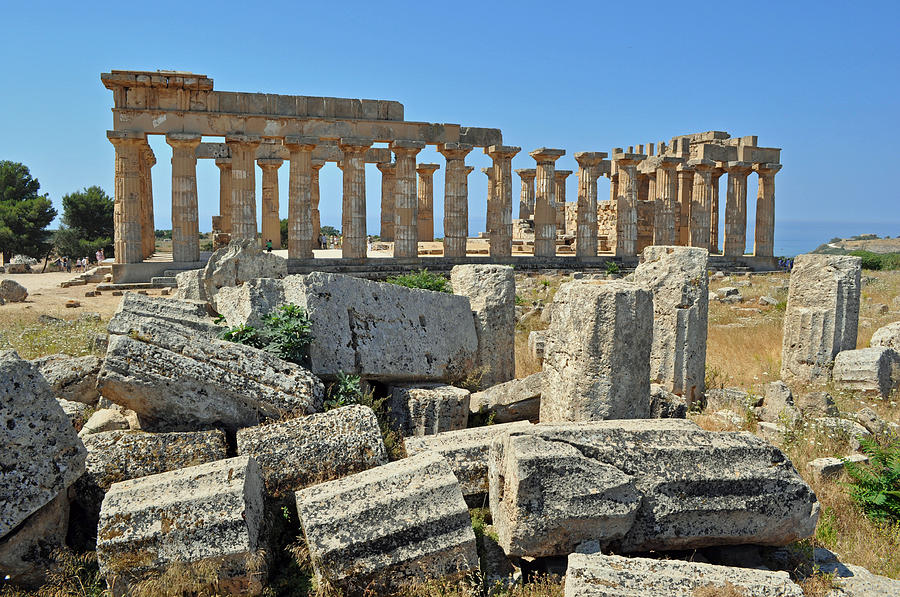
{"left": 377, "top": 162, "right": 397, "bottom": 242}
{"left": 613, "top": 151, "right": 646, "bottom": 257}
{"left": 653, "top": 157, "right": 681, "bottom": 246}
{"left": 226, "top": 135, "right": 262, "bottom": 242}
{"left": 257, "top": 157, "right": 283, "bottom": 250}
{"left": 339, "top": 138, "right": 374, "bottom": 259}
{"left": 311, "top": 160, "right": 324, "bottom": 244}
{"left": 554, "top": 170, "right": 572, "bottom": 233}
{"left": 487, "top": 145, "right": 521, "bottom": 258}
{"left": 284, "top": 136, "right": 318, "bottom": 259}
{"left": 139, "top": 144, "right": 156, "bottom": 259}
{"left": 439, "top": 143, "right": 473, "bottom": 258}
{"left": 753, "top": 163, "right": 781, "bottom": 257}
{"left": 530, "top": 148, "right": 566, "bottom": 257}
{"left": 416, "top": 163, "right": 440, "bottom": 242}
{"left": 166, "top": 133, "right": 202, "bottom": 263}
{"left": 482, "top": 167, "right": 495, "bottom": 241}
{"left": 108, "top": 131, "right": 144, "bottom": 264}
{"left": 676, "top": 165, "right": 694, "bottom": 246}
{"left": 722, "top": 161, "right": 752, "bottom": 256}
{"left": 515, "top": 169, "right": 536, "bottom": 219}
{"left": 391, "top": 140, "right": 425, "bottom": 259}
{"left": 709, "top": 168, "right": 724, "bottom": 254}
{"left": 688, "top": 159, "right": 716, "bottom": 250}
{"left": 574, "top": 152, "right": 607, "bottom": 258}
{"left": 609, "top": 170, "right": 618, "bottom": 203}
{"left": 215, "top": 158, "right": 232, "bottom": 235}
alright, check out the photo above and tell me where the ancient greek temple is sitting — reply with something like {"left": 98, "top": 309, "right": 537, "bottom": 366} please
{"left": 102, "top": 70, "right": 781, "bottom": 280}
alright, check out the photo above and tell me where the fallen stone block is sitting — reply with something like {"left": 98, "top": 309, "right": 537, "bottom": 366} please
{"left": 807, "top": 454, "right": 868, "bottom": 482}
{"left": 0, "top": 279, "right": 27, "bottom": 302}
{"left": 211, "top": 277, "right": 287, "bottom": 327}
{"left": 295, "top": 450, "right": 479, "bottom": 593}
{"left": 871, "top": 321, "right": 900, "bottom": 351}
{"left": 813, "top": 547, "right": 900, "bottom": 596}
{"left": 31, "top": 354, "right": 103, "bottom": 404}
{"left": 527, "top": 330, "right": 546, "bottom": 364}
{"left": 649, "top": 384, "right": 687, "bottom": 418}
{"left": 78, "top": 408, "right": 129, "bottom": 437}
{"left": 56, "top": 398, "right": 89, "bottom": 431}
{"left": 488, "top": 420, "right": 818, "bottom": 557}
{"left": 200, "top": 239, "right": 287, "bottom": 302}
{"left": 564, "top": 552, "right": 803, "bottom": 597}
{"left": 795, "top": 391, "right": 838, "bottom": 417}
{"left": 758, "top": 380, "right": 801, "bottom": 425}
{"left": 389, "top": 384, "right": 470, "bottom": 436}
{"left": 97, "top": 455, "right": 265, "bottom": 594}
{"left": 813, "top": 417, "right": 871, "bottom": 451}
{"left": 106, "top": 292, "right": 221, "bottom": 339}
{"left": 236, "top": 405, "right": 387, "bottom": 497}
{"left": 0, "top": 490, "right": 71, "bottom": 589}
{"left": 856, "top": 406, "right": 889, "bottom": 435}
{"left": 833, "top": 347, "right": 900, "bottom": 397}
{"left": 404, "top": 421, "right": 532, "bottom": 506}
{"left": 469, "top": 372, "right": 542, "bottom": 423}
{"left": 0, "top": 350, "right": 86, "bottom": 540}
{"left": 172, "top": 269, "right": 207, "bottom": 302}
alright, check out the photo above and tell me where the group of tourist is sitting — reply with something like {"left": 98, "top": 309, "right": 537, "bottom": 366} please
{"left": 53, "top": 248, "right": 106, "bottom": 273}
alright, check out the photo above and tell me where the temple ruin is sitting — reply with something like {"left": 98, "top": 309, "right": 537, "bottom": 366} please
{"left": 102, "top": 70, "right": 781, "bottom": 281}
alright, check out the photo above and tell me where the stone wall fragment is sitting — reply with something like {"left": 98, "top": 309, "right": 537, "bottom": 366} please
{"left": 833, "top": 347, "right": 900, "bottom": 397}
{"left": 389, "top": 384, "right": 470, "bottom": 436}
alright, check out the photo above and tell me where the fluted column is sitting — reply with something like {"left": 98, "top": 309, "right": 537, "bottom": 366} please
{"left": 531, "top": 147, "right": 566, "bottom": 257}
{"left": 108, "top": 131, "right": 144, "bottom": 264}
{"left": 554, "top": 169, "right": 572, "bottom": 233}
{"left": 653, "top": 157, "right": 681, "bottom": 246}
{"left": 416, "top": 163, "right": 440, "bottom": 242}
{"left": 688, "top": 159, "right": 716, "bottom": 249}
{"left": 516, "top": 168, "right": 536, "bottom": 219}
{"left": 391, "top": 140, "right": 425, "bottom": 259}
{"left": 613, "top": 151, "right": 645, "bottom": 257}
{"left": 339, "top": 138, "right": 373, "bottom": 259}
{"left": 439, "top": 143, "right": 473, "bottom": 258}
{"left": 215, "top": 158, "right": 232, "bottom": 235}
{"left": 226, "top": 135, "right": 262, "bottom": 242}
{"left": 311, "top": 161, "right": 324, "bottom": 243}
{"left": 677, "top": 164, "right": 694, "bottom": 246}
{"left": 482, "top": 167, "right": 495, "bottom": 241}
{"left": 258, "top": 157, "right": 283, "bottom": 250}
{"left": 709, "top": 168, "right": 724, "bottom": 254}
{"left": 723, "top": 161, "right": 752, "bottom": 256}
{"left": 284, "top": 136, "right": 317, "bottom": 259}
{"left": 166, "top": 133, "right": 202, "bottom": 262}
{"left": 139, "top": 144, "right": 156, "bottom": 259}
{"left": 487, "top": 145, "right": 520, "bottom": 257}
{"left": 574, "top": 152, "right": 607, "bottom": 258}
{"left": 377, "top": 162, "right": 397, "bottom": 241}
{"left": 753, "top": 163, "right": 781, "bottom": 257}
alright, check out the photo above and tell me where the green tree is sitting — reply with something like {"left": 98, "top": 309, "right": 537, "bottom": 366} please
{"left": 54, "top": 186, "right": 114, "bottom": 259}
{"left": 280, "top": 218, "right": 288, "bottom": 248}
{"left": 320, "top": 225, "right": 340, "bottom": 237}
{"left": 0, "top": 161, "right": 57, "bottom": 261}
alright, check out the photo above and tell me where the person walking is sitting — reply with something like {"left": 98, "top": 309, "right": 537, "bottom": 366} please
{"left": 266, "top": 239, "right": 273, "bottom": 253}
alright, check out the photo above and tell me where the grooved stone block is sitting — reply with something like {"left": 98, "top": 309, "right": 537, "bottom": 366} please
{"left": 295, "top": 451, "right": 479, "bottom": 593}
{"left": 833, "top": 347, "right": 900, "bottom": 397}
{"left": 389, "top": 384, "right": 470, "bottom": 436}
{"left": 31, "top": 354, "right": 103, "bottom": 405}
{"left": 106, "top": 292, "right": 220, "bottom": 339}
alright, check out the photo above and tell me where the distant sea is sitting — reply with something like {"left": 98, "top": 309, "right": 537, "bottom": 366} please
{"left": 774, "top": 220, "right": 900, "bottom": 257}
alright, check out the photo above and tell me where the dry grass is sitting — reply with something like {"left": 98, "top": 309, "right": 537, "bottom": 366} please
{"left": 0, "top": 309, "right": 106, "bottom": 359}
{"left": 856, "top": 270, "right": 900, "bottom": 347}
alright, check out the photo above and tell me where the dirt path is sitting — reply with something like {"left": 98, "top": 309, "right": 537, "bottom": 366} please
{"left": 0, "top": 272, "right": 134, "bottom": 321}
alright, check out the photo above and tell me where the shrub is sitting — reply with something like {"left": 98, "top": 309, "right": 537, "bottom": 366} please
{"left": 324, "top": 372, "right": 362, "bottom": 410}
{"left": 605, "top": 260, "right": 620, "bottom": 275}
{"left": 385, "top": 269, "right": 452, "bottom": 293}
{"left": 221, "top": 304, "right": 313, "bottom": 366}
{"left": 843, "top": 437, "right": 900, "bottom": 523}
{"left": 849, "top": 250, "right": 884, "bottom": 270}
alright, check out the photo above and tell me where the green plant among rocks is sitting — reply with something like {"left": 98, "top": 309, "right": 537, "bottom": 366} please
{"left": 385, "top": 269, "right": 452, "bottom": 293}
{"left": 844, "top": 436, "right": 900, "bottom": 523}
{"left": 220, "top": 304, "right": 313, "bottom": 366}
{"left": 324, "top": 372, "right": 363, "bottom": 410}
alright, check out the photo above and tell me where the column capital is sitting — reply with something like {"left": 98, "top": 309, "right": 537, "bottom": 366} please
{"left": 753, "top": 162, "right": 782, "bottom": 175}
{"left": 612, "top": 152, "right": 647, "bottom": 166}
{"left": 225, "top": 134, "right": 262, "bottom": 146}
{"left": 140, "top": 145, "right": 157, "bottom": 167}
{"left": 721, "top": 160, "right": 752, "bottom": 174}
{"left": 515, "top": 168, "right": 537, "bottom": 180}
{"left": 487, "top": 145, "right": 521, "bottom": 159}
{"left": 311, "top": 159, "right": 326, "bottom": 171}
{"left": 257, "top": 158, "right": 283, "bottom": 169}
{"left": 464, "top": 166, "right": 474, "bottom": 175}
{"left": 573, "top": 152, "right": 608, "bottom": 167}
{"left": 416, "top": 163, "right": 441, "bottom": 176}
{"left": 554, "top": 169, "right": 573, "bottom": 181}
{"left": 215, "top": 157, "right": 232, "bottom": 168}
{"left": 438, "top": 142, "right": 473, "bottom": 160}
{"left": 284, "top": 135, "right": 319, "bottom": 151}
{"left": 391, "top": 139, "right": 426, "bottom": 156}
{"left": 529, "top": 147, "right": 566, "bottom": 163}
{"left": 376, "top": 161, "right": 396, "bottom": 174}
{"left": 106, "top": 130, "right": 145, "bottom": 146}
{"left": 686, "top": 158, "right": 716, "bottom": 171}
{"left": 165, "top": 132, "right": 202, "bottom": 147}
{"left": 339, "top": 138, "right": 374, "bottom": 153}
{"left": 482, "top": 167, "right": 494, "bottom": 177}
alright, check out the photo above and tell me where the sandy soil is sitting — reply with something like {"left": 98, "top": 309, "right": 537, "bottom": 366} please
{"left": 0, "top": 271, "right": 140, "bottom": 320}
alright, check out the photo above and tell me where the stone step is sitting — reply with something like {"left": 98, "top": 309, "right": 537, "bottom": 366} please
{"left": 150, "top": 277, "right": 178, "bottom": 287}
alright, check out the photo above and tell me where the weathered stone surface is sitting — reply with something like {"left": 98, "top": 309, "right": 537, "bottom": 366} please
{"left": 78, "top": 408, "right": 129, "bottom": 437}
{"left": 469, "top": 372, "right": 542, "bottom": 423}
{"left": 707, "top": 386, "right": 755, "bottom": 407}
{"left": 404, "top": 422, "right": 532, "bottom": 506}
{"left": 200, "top": 239, "right": 287, "bottom": 302}
{"left": 106, "top": 292, "right": 221, "bottom": 339}
{"left": 807, "top": 454, "right": 868, "bottom": 482}
{"left": 649, "top": 384, "right": 687, "bottom": 418}
{"left": 295, "top": 450, "right": 479, "bottom": 593}
{"left": 795, "top": 391, "right": 838, "bottom": 417}
{"left": 540, "top": 281, "right": 652, "bottom": 422}
{"left": 211, "top": 277, "right": 286, "bottom": 327}
{"left": 564, "top": 552, "right": 803, "bottom": 597}
{"left": 0, "top": 490, "right": 71, "bottom": 588}
{"left": 236, "top": 405, "right": 387, "bottom": 497}
{"left": 833, "top": 347, "right": 900, "bottom": 397}
{"left": 871, "top": 321, "right": 900, "bottom": 351}
{"left": 97, "top": 455, "right": 265, "bottom": 593}
{"left": 172, "top": 268, "right": 206, "bottom": 301}
{"left": 814, "top": 417, "right": 871, "bottom": 450}
{"left": 57, "top": 398, "right": 89, "bottom": 431}
{"left": 215, "top": 272, "right": 479, "bottom": 382}
{"left": 450, "top": 265, "right": 516, "bottom": 388}
{"left": 488, "top": 420, "right": 818, "bottom": 557}
{"left": 31, "top": 354, "right": 102, "bottom": 404}
{"left": 528, "top": 330, "right": 546, "bottom": 364}
{"left": 634, "top": 246, "right": 709, "bottom": 407}
{"left": 0, "top": 350, "right": 86, "bottom": 540}
{"left": 389, "top": 384, "right": 470, "bottom": 436}
{"left": 0, "top": 279, "right": 27, "bottom": 302}
{"left": 856, "top": 406, "right": 888, "bottom": 436}
{"left": 781, "top": 254, "right": 862, "bottom": 382}
{"left": 758, "top": 380, "right": 801, "bottom": 425}
{"left": 814, "top": 547, "right": 900, "bottom": 596}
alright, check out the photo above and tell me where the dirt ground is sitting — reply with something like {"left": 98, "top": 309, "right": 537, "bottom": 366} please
{"left": 0, "top": 271, "right": 136, "bottom": 320}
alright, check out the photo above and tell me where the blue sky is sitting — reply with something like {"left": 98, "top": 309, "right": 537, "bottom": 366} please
{"left": 1, "top": 0, "right": 898, "bottom": 255}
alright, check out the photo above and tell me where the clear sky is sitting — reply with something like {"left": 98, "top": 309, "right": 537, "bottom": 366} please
{"left": 1, "top": 0, "right": 898, "bottom": 255}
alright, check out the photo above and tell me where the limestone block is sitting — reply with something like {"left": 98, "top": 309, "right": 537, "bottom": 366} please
{"left": 201, "top": 239, "right": 287, "bottom": 301}
{"left": 0, "top": 350, "right": 86, "bottom": 540}
{"left": 211, "top": 277, "right": 286, "bottom": 327}
{"left": 106, "top": 292, "right": 221, "bottom": 339}
{"left": 97, "top": 456, "right": 265, "bottom": 594}
{"left": 857, "top": 406, "right": 888, "bottom": 435}
{"left": 0, "top": 279, "right": 27, "bottom": 302}
{"left": 404, "top": 421, "right": 532, "bottom": 506}
{"left": 649, "top": 384, "right": 687, "bottom": 418}
{"left": 814, "top": 547, "right": 900, "bottom": 596}
{"left": 833, "top": 347, "right": 900, "bottom": 397}
{"left": 634, "top": 246, "right": 709, "bottom": 406}
{"left": 540, "top": 281, "right": 652, "bottom": 422}
{"left": 781, "top": 254, "right": 861, "bottom": 382}
{"left": 488, "top": 420, "right": 818, "bottom": 557}
{"left": 795, "top": 391, "right": 838, "bottom": 417}
{"left": 813, "top": 417, "right": 871, "bottom": 451}
{"left": 527, "top": 330, "right": 546, "bottom": 364}
{"left": 78, "top": 408, "right": 129, "bottom": 437}
{"left": 31, "top": 354, "right": 102, "bottom": 404}
{"left": 295, "top": 450, "right": 479, "bottom": 593}
{"left": 389, "top": 384, "right": 470, "bottom": 436}
{"left": 807, "top": 454, "right": 868, "bottom": 482}
{"left": 450, "top": 265, "right": 516, "bottom": 387}
{"left": 758, "top": 380, "right": 800, "bottom": 425}
{"left": 469, "top": 372, "right": 543, "bottom": 423}
{"left": 564, "top": 552, "right": 803, "bottom": 597}
{"left": 707, "top": 387, "right": 756, "bottom": 407}
{"left": 0, "top": 490, "right": 70, "bottom": 588}
{"left": 57, "top": 398, "right": 89, "bottom": 431}
{"left": 172, "top": 268, "right": 207, "bottom": 301}
{"left": 871, "top": 321, "right": 900, "bottom": 350}
{"left": 236, "top": 405, "right": 387, "bottom": 497}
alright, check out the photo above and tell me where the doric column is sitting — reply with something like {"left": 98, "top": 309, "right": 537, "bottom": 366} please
{"left": 215, "top": 158, "right": 232, "bottom": 235}
{"left": 722, "top": 161, "right": 752, "bottom": 256}
{"left": 391, "top": 140, "right": 425, "bottom": 259}
{"left": 139, "top": 143, "right": 156, "bottom": 259}
{"left": 613, "top": 151, "right": 646, "bottom": 257}
{"left": 609, "top": 170, "right": 618, "bottom": 203}
{"left": 676, "top": 164, "right": 694, "bottom": 246}
{"left": 107, "top": 131, "right": 144, "bottom": 264}
{"left": 753, "top": 163, "right": 781, "bottom": 257}
{"left": 709, "top": 168, "right": 724, "bottom": 254}
{"left": 574, "top": 152, "right": 607, "bottom": 258}
{"left": 226, "top": 134, "right": 262, "bottom": 242}
{"left": 653, "top": 157, "right": 682, "bottom": 246}
{"left": 515, "top": 168, "right": 536, "bottom": 219}
{"left": 482, "top": 167, "right": 495, "bottom": 241}
{"left": 554, "top": 169, "right": 572, "bottom": 233}
{"left": 377, "top": 162, "right": 397, "bottom": 242}
{"left": 530, "top": 148, "right": 566, "bottom": 257}
{"left": 338, "top": 138, "right": 373, "bottom": 259}
{"left": 688, "top": 159, "right": 716, "bottom": 249}
{"left": 311, "top": 160, "right": 324, "bottom": 243}
{"left": 438, "top": 143, "right": 473, "bottom": 258}
{"left": 284, "top": 136, "right": 318, "bottom": 259}
{"left": 416, "top": 163, "right": 440, "bottom": 242}
{"left": 166, "top": 133, "right": 202, "bottom": 262}
{"left": 257, "top": 157, "right": 283, "bottom": 250}
{"left": 487, "top": 145, "right": 521, "bottom": 257}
